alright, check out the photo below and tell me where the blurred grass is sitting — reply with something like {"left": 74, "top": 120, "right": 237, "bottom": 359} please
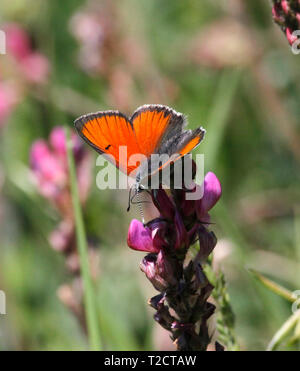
{"left": 0, "top": 0, "right": 299, "bottom": 350}
{"left": 66, "top": 127, "right": 101, "bottom": 350}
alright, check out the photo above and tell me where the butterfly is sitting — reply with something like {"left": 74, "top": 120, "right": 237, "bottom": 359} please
{"left": 74, "top": 104, "right": 205, "bottom": 206}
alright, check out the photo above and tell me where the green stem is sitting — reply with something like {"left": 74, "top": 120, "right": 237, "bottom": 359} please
{"left": 267, "top": 310, "right": 300, "bottom": 351}
{"left": 65, "top": 126, "right": 102, "bottom": 351}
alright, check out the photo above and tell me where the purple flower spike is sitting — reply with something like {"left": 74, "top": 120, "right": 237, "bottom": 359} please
{"left": 124, "top": 113, "right": 223, "bottom": 350}
{"left": 151, "top": 188, "right": 175, "bottom": 220}
{"left": 196, "top": 172, "right": 222, "bottom": 220}
{"left": 127, "top": 219, "right": 160, "bottom": 253}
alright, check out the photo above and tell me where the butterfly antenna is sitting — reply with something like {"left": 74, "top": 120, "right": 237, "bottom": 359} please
{"left": 127, "top": 185, "right": 133, "bottom": 212}
{"left": 136, "top": 188, "right": 145, "bottom": 225}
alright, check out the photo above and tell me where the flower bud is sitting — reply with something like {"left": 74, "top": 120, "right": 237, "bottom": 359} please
{"left": 281, "top": 0, "right": 289, "bottom": 15}
{"left": 156, "top": 250, "right": 177, "bottom": 287}
{"left": 196, "top": 172, "right": 222, "bottom": 220}
{"left": 140, "top": 253, "right": 168, "bottom": 291}
{"left": 195, "top": 226, "right": 217, "bottom": 264}
{"left": 286, "top": 27, "right": 298, "bottom": 45}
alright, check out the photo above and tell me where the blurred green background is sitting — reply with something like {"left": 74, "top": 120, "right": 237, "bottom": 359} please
{"left": 0, "top": 0, "right": 299, "bottom": 350}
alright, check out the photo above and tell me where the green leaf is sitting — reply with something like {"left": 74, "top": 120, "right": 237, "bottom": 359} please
{"left": 248, "top": 269, "right": 295, "bottom": 303}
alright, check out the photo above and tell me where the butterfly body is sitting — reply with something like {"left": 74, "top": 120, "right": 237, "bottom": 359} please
{"left": 74, "top": 104, "right": 205, "bottom": 188}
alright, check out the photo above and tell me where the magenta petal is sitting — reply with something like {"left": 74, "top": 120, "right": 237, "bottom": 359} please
{"left": 127, "top": 219, "right": 160, "bottom": 253}
{"left": 196, "top": 172, "right": 221, "bottom": 218}
{"left": 286, "top": 27, "right": 298, "bottom": 46}
{"left": 281, "top": 0, "right": 289, "bottom": 15}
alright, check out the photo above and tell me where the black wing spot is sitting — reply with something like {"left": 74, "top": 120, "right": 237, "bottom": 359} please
{"left": 105, "top": 144, "right": 111, "bottom": 150}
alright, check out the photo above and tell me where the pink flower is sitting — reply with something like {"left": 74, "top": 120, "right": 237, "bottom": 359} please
{"left": 127, "top": 219, "right": 165, "bottom": 253}
{"left": 4, "top": 23, "right": 50, "bottom": 84}
{"left": 30, "top": 126, "right": 91, "bottom": 205}
{"left": 128, "top": 172, "right": 222, "bottom": 254}
{"left": 5, "top": 23, "right": 31, "bottom": 61}
{"left": 30, "top": 139, "right": 66, "bottom": 199}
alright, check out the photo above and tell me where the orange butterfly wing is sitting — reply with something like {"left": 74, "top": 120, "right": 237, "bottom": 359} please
{"left": 74, "top": 111, "right": 141, "bottom": 174}
{"left": 75, "top": 105, "right": 205, "bottom": 179}
{"left": 130, "top": 105, "right": 176, "bottom": 157}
